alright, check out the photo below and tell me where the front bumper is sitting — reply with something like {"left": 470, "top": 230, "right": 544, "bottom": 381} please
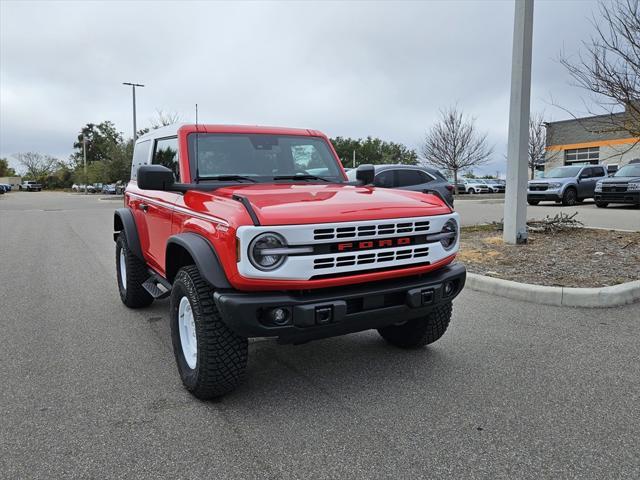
{"left": 527, "top": 190, "right": 561, "bottom": 201}
{"left": 595, "top": 191, "right": 640, "bottom": 204}
{"left": 214, "top": 262, "right": 466, "bottom": 344}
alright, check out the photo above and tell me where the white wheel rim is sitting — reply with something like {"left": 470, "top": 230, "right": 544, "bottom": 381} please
{"left": 119, "top": 249, "right": 127, "bottom": 289}
{"left": 178, "top": 296, "right": 197, "bottom": 369}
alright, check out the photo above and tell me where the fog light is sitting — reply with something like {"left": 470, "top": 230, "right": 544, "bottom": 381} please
{"left": 268, "top": 307, "right": 291, "bottom": 326}
{"left": 443, "top": 281, "right": 455, "bottom": 297}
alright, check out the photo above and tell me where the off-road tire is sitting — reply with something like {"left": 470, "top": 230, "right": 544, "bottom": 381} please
{"left": 562, "top": 187, "right": 577, "bottom": 206}
{"left": 378, "top": 302, "right": 453, "bottom": 348}
{"left": 170, "top": 265, "right": 248, "bottom": 399}
{"left": 595, "top": 201, "right": 608, "bottom": 208}
{"left": 527, "top": 200, "right": 539, "bottom": 206}
{"left": 115, "top": 233, "right": 154, "bottom": 308}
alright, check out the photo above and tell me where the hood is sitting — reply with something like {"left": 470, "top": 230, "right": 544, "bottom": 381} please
{"left": 209, "top": 183, "right": 452, "bottom": 226}
{"left": 529, "top": 177, "right": 572, "bottom": 183}
{"left": 601, "top": 176, "right": 640, "bottom": 183}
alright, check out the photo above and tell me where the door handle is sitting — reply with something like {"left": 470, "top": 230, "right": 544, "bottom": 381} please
{"left": 139, "top": 203, "right": 149, "bottom": 212}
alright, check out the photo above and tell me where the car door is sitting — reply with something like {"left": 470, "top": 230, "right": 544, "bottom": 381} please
{"left": 131, "top": 137, "right": 181, "bottom": 273}
{"left": 577, "top": 167, "right": 593, "bottom": 198}
{"left": 373, "top": 169, "right": 396, "bottom": 188}
{"left": 590, "top": 166, "right": 606, "bottom": 196}
{"left": 396, "top": 169, "right": 433, "bottom": 192}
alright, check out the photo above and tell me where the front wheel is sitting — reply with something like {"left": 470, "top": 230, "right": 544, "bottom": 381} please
{"left": 562, "top": 188, "right": 578, "bottom": 206}
{"left": 595, "top": 201, "right": 608, "bottom": 208}
{"left": 378, "top": 302, "right": 452, "bottom": 348}
{"left": 527, "top": 200, "right": 540, "bottom": 206}
{"left": 467, "top": 188, "right": 475, "bottom": 194}
{"left": 170, "top": 265, "right": 248, "bottom": 399}
{"left": 115, "top": 233, "right": 154, "bottom": 308}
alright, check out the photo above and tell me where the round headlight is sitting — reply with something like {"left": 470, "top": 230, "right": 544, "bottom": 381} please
{"left": 440, "top": 219, "right": 458, "bottom": 251}
{"left": 248, "top": 233, "right": 287, "bottom": 271}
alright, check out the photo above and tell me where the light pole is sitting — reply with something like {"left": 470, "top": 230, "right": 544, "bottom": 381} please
{"left": 82, "top": 133, "right": 87, "bottom": 195}
{"left": 122, "top": 82, "right": 145, "bottom": 141}
{"left": 503, "top": 0, "right": 534, "bottom": 245}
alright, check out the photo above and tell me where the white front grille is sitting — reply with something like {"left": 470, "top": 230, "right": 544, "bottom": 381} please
{"left": 314, "top": 220, "right": 430, "bottom": 241}
{"left": 235, "top": 213, "right": 459, "bottom": 280}
{"left": 313, "top": 246, "right": 429, "bottom": 270}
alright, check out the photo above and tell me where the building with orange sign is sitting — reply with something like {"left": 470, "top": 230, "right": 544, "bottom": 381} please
{"left": 544, "top": 107, "right": 640, "bottom": 174}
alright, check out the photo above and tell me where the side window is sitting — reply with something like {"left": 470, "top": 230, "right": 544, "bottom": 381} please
{"left": 591, "top": 167, "right": 605, "bottom": 177}
{"left": 397, "top": 169, "right": 429, "bottom": 187}
{"left": 373, "top": 170, "right": 395, "bottom": 188}
{"left": 153, "top": 137, "right": 180, "bottom": 182}
{"left": 131, "top": 140, "right": 151, "bottom": 180}
{"left": 580, "top": 167, "right": 592, "bottom": 178}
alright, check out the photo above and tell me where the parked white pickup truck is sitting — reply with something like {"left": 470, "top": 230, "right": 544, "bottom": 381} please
{"left": 20, "top": 181, "right": 42, "bottom": 191}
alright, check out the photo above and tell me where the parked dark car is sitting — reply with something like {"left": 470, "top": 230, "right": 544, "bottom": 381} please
{"left": 0, "top": 183, "right": 11, "bottom": 192}
{"left": 102, "top": 184, "right": 117, "bottom": 194}
{"left": 594, "top": 163, "right": 640, "bottom": 208}
{"left": 347, "top": 164, "right": 454, "bottom": 205}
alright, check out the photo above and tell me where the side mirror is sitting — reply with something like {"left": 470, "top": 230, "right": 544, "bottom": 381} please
{"left": 137, "top": 165, "right": 176, "bottom": 191}
{"left": 356, "top": 164, "right": 375, "bottom": 185}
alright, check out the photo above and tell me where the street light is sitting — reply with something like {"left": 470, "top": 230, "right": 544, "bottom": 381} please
{"left": 122, "top": 82, "right": 145, "bottom": 142}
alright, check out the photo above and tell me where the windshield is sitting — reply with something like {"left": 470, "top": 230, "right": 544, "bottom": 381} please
{"left": 188, "top": 133, "right": 344, "bottom": 182}
{"left": 544, "top": 166, "right": 582, "bottom": 178}
{"left": 614, "top": 164, "right": 640, "bottom": 177}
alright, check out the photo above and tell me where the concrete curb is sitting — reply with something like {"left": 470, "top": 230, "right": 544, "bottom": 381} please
{"left": 466, "top": 273, "right": 640, "bottom": 308}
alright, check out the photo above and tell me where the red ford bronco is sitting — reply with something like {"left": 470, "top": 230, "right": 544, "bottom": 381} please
{"left": 114, "top": 124, "right": 466, "bottom": 398}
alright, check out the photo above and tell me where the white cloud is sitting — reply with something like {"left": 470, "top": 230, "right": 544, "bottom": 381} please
{"left": 1, "top": 0, "right": 601, "bottom": 174}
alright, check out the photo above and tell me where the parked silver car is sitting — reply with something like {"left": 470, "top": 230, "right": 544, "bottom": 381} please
{"left": 527, "top": 165, "right": 607, "bottom": 206}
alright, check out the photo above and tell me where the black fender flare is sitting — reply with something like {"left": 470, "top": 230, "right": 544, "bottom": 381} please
{"left": 165, "top": 233, "right": 231, "bottom": 289}
{"left": 113, "top": 208, "right": 144, "bottom": 260}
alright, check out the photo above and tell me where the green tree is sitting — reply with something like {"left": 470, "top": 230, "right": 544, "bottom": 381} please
{"left": 0, "top": 158, "right": 17, "bottom": 176}
{"left": 71, "top": 121, "right": 123, "bottom": 166}
{"left": 331, "top": 136, "right": 418, "bottom": 167}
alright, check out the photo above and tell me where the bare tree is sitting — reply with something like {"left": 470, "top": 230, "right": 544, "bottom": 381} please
{"left": 528, "top": 112, "right": 546, "bottom": 179}
{"left": 560, "top": 0, "right": 640, "bottom": 137}
{"left": 421, "top": 106, "right": 493, "bottom": 194}
{"left": 13, "top": 152, "right": 58, "bottom": 180}
{"left": 150, "top": 110, "right": 182, "bottom": 129}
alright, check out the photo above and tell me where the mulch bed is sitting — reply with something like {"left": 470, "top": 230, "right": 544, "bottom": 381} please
{"left": 459, "top": 225, "right": 640, "bottom": 288}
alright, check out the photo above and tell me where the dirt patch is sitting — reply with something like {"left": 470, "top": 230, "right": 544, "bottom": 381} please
{"left": 460, "top": 225, "right": 640, "bottom": 287}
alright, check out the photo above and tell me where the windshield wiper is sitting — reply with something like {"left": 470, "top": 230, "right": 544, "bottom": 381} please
{"left": 273, "top": 174, "right": 331, "bottom": 182}
{"left": 200, "top": 175, "right": 257, "bottom": 183}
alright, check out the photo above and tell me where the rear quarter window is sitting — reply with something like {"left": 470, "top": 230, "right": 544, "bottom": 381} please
{"left": 131, "top": 140, "right": 151, "bottom": 180}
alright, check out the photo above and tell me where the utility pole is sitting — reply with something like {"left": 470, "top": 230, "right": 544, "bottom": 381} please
{"left": 352, "top": 150, "right": 356, "bottom": 168}
{"left": 122, "top": 82, "right": 145, "bottom": 141}
{"left": 82, "top": 133, "right": 87, "bottom": 195}
{"left": 503, "top": 0, "right": 534, "bottom": 245}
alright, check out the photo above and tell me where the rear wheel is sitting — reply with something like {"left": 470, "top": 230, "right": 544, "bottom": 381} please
{"left": 378, "top": 302, "right": 452, "bottom": 348}
{"left": 115, "top": 233, "right": 153, "bottom": 308}
{"left": 170, "top": 265, "right": 248, "bottom": 399}
{"left": 595, "top": 201, "right": 608, "bottom": 208}
{"left": 562, "top": 188, "right": 577, "bottom": 206}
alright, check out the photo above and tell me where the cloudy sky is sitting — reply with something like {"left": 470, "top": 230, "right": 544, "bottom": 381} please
{"left": 1, "top": 0, "right": 604, "bottom": 175}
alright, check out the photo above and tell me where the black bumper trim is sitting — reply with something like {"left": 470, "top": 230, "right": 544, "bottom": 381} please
{"left": 527, "top": 193, "right": 561, "bottom": 201}
{"left": 595, "top": 192, "right": 640, "bottom": 204}
{"left": 214, "top": 263, "right": 466, "bottom": 344}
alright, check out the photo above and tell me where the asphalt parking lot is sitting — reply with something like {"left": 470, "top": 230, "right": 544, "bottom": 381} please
{"left": 455, "top": 196, "right": 640, "bottom": 231}
{"left": 1, "top": 192, "right": 639, "bottom": 479}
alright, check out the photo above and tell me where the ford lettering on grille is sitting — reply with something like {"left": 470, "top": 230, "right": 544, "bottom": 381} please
{"left": 337, "top": 237, "right": 412, "bottom": 252}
